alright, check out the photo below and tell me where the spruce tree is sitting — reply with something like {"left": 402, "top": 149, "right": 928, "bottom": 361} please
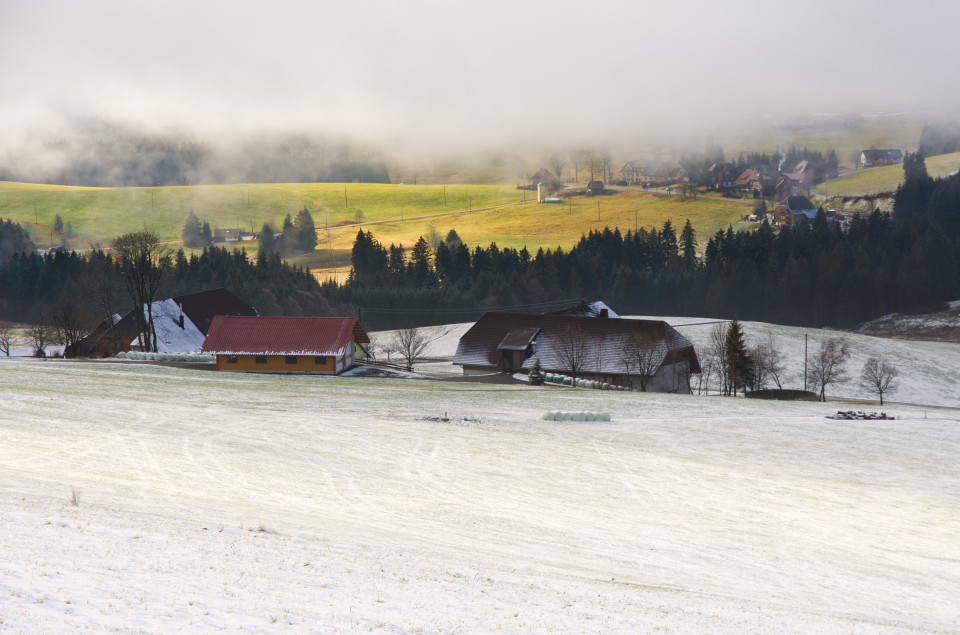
{"left": 181, "top": 210, "right": 202, "bottom": 247}
{"left": 724, "top": 319, "right": 752, "bottom": 396}
{"left": 680, "top": 219, "right": 698, "bottom": 270}
{"left": 295, "top": 206, "right": 318, "bottom": 252}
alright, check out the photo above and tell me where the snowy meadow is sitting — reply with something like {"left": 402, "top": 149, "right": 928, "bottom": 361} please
{"left": 1, "top": 355, "right": 959, "bottom": 632}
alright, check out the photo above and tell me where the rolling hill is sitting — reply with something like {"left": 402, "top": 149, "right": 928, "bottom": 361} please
{"left": 813, "top": 151, "right": 960, "bottom": 197}
{"left": 0, "top": 182, "right": 751, "bottom": 275}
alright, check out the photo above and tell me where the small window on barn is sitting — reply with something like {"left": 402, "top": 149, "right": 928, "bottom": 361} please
{"left": 285, "top": 356, "right": 297, "bottom": 365}
{"left": 314, "top": 356, "right": 327, "bottom": 365}
{"left": 255, "top": 356, "right": 267, "bottom": 364}
{"left": 226, "top": 355, "right": 238, "bottom": 364}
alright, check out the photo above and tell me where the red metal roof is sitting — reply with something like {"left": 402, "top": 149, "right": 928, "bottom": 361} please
{"left": 201, "top": 316, "right": 368, "bottom": 356}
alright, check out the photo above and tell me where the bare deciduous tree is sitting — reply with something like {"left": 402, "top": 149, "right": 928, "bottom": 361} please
{"left": 707, "top": 323, "right": 729, "bottom": 395}
{"left": 28, "top": 308, "right": 55, "bottom": 357}
{"left": 748, "top": 332, "right": 787, "bottom": 391}
{"left": 391, "top": 326, "right": 448, "bottom": 372}
{"left": 859, "top": 356, "right": 899, "bottom": 406}
{"left": 88, "top": 247, "right": 124, "bottom": 355}
{"left": 808, "top": 336, "right": 851, "bottom": 402}
{"left": 554, "top": 323, "right": 588, "bottom": 387}
{"left": 112, "top": 231, "right": 172, "bottom": 352}
{"left": 618, "top": 333, "right": 661, "bottom": 391}
{"left": 0, "top": 325, "right": 16, "bottom": 356}
{"left": 51, "top": 294, "right": 90, "bottom": 355}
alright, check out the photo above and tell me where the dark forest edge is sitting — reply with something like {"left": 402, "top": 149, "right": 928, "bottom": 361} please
{"left": 1, "top": 152, "right": 958, "bottom": 337}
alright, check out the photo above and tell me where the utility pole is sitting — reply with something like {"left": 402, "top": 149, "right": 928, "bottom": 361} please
{"left": 804, "top": 334, "right": 808, "bottom": 392}
{"left": 344, "top": 186, "right": 348, "bottom": 212}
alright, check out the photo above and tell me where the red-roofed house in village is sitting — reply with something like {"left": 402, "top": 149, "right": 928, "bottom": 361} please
{"left": 201, "top": 316, "right": 370, "bottom": 374}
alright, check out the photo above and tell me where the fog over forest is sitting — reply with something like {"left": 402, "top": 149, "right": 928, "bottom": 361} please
{"left": 2, "top": 1, "right": 959, "bottom": 184}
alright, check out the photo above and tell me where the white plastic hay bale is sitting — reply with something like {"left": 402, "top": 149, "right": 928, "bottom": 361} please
{"left": 563, "top": 377, "right": 572, "bottom": 386}
{"left": 116, "top": 351, "right": 127, "bottom": 359}
{"left": 602, "top": 382, "right": 610, "bottom": 390}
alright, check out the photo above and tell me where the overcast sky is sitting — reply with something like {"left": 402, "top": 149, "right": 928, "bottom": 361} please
{"left": 2, "top": 0, "right": 959, "bottom": 149}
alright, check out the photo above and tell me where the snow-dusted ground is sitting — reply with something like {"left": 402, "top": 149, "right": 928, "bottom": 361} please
{"left": 1, "top": 358, "right": 959, "bottom": 632}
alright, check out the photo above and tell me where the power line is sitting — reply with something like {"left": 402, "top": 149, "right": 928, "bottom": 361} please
{"left": 359, "top": 298, "right": 581, "bottom": 315}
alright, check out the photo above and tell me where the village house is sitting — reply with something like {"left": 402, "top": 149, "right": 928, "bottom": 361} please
{"left": 530, "top": 168, "right": 560, "bottom": 191}
{"left": 201, "top": 315, "right": 370, "bottom": 374}
{"left": 774, "top": 196, "right": 818, "bottom": 227}
{"left": 453, "top": 311, "right": 700, "bottom": 393}
{"left": 69, "top": 288, "right": 258, "bottom": 358}
{"left": 859, "top": 148, "right": 903, "bottom": 169}
{"left": 708, "top": 162, "right": 740, "bottom": 190}
{"left": 619, "top": 161, "right": 688, "bottom": 187}
{"left": 213, "top": 228, "right": 242, "bottom": 243}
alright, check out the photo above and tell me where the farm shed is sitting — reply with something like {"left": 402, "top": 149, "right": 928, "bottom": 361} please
{"left": 69, "top": 288, "right": 258, "bottom": 358}
{"left": 201, "top": 316, "right": 370, "bottom": 374}
{"left": 453, "top": 312, "right": 700, "bottom": 393}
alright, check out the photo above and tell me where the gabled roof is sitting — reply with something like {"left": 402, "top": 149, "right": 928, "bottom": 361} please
{"left": 781, "top": 195, "right": 815, "bottom": 212}
{"left": 201, "top": 316, "right": 369, "bottom": 356}
{"left": 132, "top": 298, "right": 206, "bottom": 352}
{"left": 454, "top": 312, "right": 700, "bottom": 375}
{"left": 531, "top": 168, "right": 558, "bottom": 183}
{"left": 172, "top": 288, "right": 259, "bottom": 335}
{"left": 734, "top": 169, "right": 758, "bottom": 186}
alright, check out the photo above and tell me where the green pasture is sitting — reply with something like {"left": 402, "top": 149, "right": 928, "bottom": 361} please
{"left": 813, "top": 152, "right": 960, "bottom": 197}
{"left": 0, "top": 181, "right": 526, "bottom": 250}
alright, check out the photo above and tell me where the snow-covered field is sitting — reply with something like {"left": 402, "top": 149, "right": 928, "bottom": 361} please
{"left": 2, "top": 357, "right": 959, "bottom": 632}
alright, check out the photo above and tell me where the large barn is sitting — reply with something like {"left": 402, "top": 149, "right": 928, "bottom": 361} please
{"left": 453, "top": 312, "right": 700, "bottom": 393}
{"left": 201, "top": 316, "right": 370, "bottom": 374}
{"left": 69, "top": 288, "right": 259, "bottom": 358}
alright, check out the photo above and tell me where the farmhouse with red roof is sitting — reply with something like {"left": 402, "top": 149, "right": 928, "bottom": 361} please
{"left": 201, "top": 316, "right": 370, "bottom": 374}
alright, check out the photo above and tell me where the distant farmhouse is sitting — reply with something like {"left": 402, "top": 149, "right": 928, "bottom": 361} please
{"left": 530, "top": 168, "right": 560, "bottom": 191}
{"left": 619, "top": 161, "right": 688, "bottom": 187}
{"left": 774, "top": 196, "right": 818, "bottom": 227}
{"left": 201, "top": 315, "right": 370, "bottom": 374}
{"left": 70, "top": 288, "right": 258, "bottom": 358}
{"left": 453, "top": 308, "right": 700, "bottom": 393}
{"left": 859, "top": 149, "right": 903, "bottom": 169}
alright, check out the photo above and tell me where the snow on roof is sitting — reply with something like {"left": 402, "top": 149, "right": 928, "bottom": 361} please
{"left": 132, "top": 299, "right": 206, "bottom": 353}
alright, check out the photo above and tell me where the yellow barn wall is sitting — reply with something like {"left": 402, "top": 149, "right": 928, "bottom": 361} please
{"left": 216, "top": 353, "right": 340, "bottom": 374}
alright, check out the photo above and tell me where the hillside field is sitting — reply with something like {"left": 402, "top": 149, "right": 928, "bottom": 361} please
{"left": 813, "top": 151, "right": 960, "bottom": 197}
{"left": 0, "top": 181, "right": 751, "bottom": 281}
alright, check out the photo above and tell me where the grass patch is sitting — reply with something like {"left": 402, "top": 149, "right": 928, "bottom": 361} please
{"left": 813, "top": 152, "right": 960, "bottom": 197}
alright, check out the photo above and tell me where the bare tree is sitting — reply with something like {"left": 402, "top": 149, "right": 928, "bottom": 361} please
{"left": 859, "top": 356, "right": 900, "bottom": 406}
{"left": 88, "top": 247, "right": 124, "bottom": 355}
{"left": 808, "top": 336, "right": 851, "bottom": 402}
{"left": 112, "top": 231, "right": 172, "bottom": 352}
{"left": 51, "top": 294, "right": 90, "bottom": 356}
{"left": 28, "top": 308, "right": 55, "bottom": 357}
{"left": 748, "top": 332, "right": 787, "bottom": 391}
{"left": 554, "top": 323, "right": 588, "bottom": 387}
{"left": 547, "top": 153, "right": 565, "bottom": 184}
{"left": 0, "top": 325, "right": 16, "bottom": 356}
{"left": 618, "top": 333, "right": 661, "bottom": 391}
{"left": 695, "top": 349, "right": 718, "bottom": 395}
{"left": 391, "top": 326, "right": 448, "bottom": 372}
{"left": 707, "top": 323, "right": 729, "bottom": 395}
